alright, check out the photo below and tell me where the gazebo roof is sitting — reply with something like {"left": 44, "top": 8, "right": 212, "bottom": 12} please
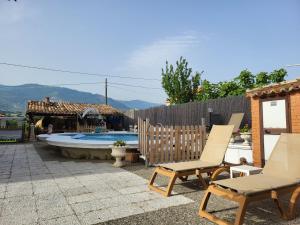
{"left": 26, "top": 99, "right": 120, "bottom": 116}
{"left": 246, "top": 78, "right": 300, "bottom": 98}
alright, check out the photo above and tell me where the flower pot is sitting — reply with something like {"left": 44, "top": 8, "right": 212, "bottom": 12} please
{"left": 230, "top": 137, "right": 235, "bottom": 143}
{"left": 111, "top": 146, "right": 127, "bottom": 167}
{"left": 125, "top": 152, "right": 139, "bottom": 163}
{"left": 240, "top": 132, "right": 252, "bottom": 145}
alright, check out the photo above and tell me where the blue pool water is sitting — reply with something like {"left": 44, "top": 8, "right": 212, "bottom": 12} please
{"left": 72, "top": 133, "right": 138, "bottom": 142}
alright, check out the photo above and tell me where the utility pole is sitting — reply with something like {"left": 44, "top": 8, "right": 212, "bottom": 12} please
{"left": 105, "top": 78, "right": 108, "bottom": 105}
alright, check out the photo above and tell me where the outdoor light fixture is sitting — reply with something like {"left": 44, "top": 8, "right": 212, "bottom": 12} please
{"left": 208, "top": 107, "right": 213, "bottom": 113}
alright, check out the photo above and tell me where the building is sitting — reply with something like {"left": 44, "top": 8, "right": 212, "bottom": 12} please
{"left": 26, "top": 97, "right": 122, "bottom": 133}
{"left": 246, "top": 79, "right": 300, "bottom": 167}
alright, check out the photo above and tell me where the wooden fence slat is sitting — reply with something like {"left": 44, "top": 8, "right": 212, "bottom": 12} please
{"left": 155, "top": 125, "right": 159, "bottom": 163}
{"left": 131, "top": 96, "right": 250, "bottom": 128}
{"left": 182, "top": 126, "right": 186, "bottom": 161}
{"left": 138, "top": 117, "right": 206, "bottom": 165}
{"left": 149, "top": 126, "right": 155, "bottom": 164}
{"left": 191, "top": 126, "right": 195, "bottom": 160}
{"left": 186, "top": 126, "right": 190, "bottom": 161}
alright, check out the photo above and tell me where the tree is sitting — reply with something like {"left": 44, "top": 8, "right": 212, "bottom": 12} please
{"left": 197, "top": 79, "right": 220, "bottom": 101}
{"left": 234, "top": 69, "right": 255, "bottom": 90}
{"left": 269, "top": 68, "right": 287, "bottom": 83}
{"left": 218, "top": 81, "right": 243, "bottom": 97}
{"left": 255, "top": 72, "right": 270, "bottom": 87}
{"left": 162, "top": 57, "right": 201, "bottom": 104}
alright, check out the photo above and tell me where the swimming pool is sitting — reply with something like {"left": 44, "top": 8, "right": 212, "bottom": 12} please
{"left": 39, "top": 132, "right": 138, "bottom": 160}
{"left": 72, "top": 133, "right": 138, "bottom": 142}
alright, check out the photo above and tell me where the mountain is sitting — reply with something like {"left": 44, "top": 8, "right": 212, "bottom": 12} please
{"left": 120, "top": 100, "right": 160, "bottom": 110}
{"left": 0, "top": 84, "right": 161, "bottom": 113}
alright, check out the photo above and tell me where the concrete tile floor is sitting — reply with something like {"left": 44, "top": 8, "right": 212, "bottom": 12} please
{"left": 0, "top": 144, "right": 193, "bottom": 225}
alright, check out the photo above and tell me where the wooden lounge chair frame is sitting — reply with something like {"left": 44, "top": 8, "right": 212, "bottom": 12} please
{"left": 199, "top": 133, "right": 300, "bottom": 225}
{"left": 149, "top": 164, "right": 229, "bottom": 197}
{"left": 148, "top": 125, "right": 234, "bottom": 197}
{"left": 199, "top": 184, "right": 300, "bottom": 225}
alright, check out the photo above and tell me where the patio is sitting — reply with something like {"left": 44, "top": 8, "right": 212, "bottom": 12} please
{"left": 0, "top": 143, "right": 299, "bottom": 225}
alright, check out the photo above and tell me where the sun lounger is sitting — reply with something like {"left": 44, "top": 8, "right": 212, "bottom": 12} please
{"left": 199, "top": 133, "right": 300, "bottom": 225}
{"left": 228, "top": 113, "right": 244, "bottom": 133}
{"left": 148, "top": 125, "right": 234, "bottom": 197}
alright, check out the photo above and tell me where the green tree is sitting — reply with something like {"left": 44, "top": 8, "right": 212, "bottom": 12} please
{"left": 234, "top": 69, "right": 255, "bottom": 90}
{"left": 162, "top": 57, "right": 201, "bottom": 104}
{"left": 255, "top": 72, "right": 270, "bottom": 87}
{"left": 218, "top": 81, "right": 243, "bottom": 97}
{"left": 269, "top": 68, "right": 287, "bottom": 83}
{"left": 197, "top": 79, "right": 220, "bottom": 101}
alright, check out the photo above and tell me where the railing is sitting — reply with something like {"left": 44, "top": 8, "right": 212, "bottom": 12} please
{"left": 77, "top": 125, "right": 96, "bottom": 133}
{"left": 138, "top": 118, "right": 206, "bottom": 165}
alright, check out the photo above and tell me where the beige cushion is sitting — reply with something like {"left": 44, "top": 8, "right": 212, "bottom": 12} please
{"left": 263, "top": 133, "right": 300, "bottom": 180}
{"left": 158, "top": 125, "right": 234, "bottom": 172}
{"left": 228, "top": 113, "right": 244, "bottom": 133}
{"left": 213, "top": 174, "right": 298, "bottom": 195}
{"left": 159, "top": 160, "right": 219, "bottom": 172}
{"left": 200, "top": 125, "right": 234, "bottom": 165}
{"left": 214, "top": 133, "right": 300, "bottom": 195}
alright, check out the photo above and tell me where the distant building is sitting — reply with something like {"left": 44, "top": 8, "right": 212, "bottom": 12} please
{"left": 26, "top": 97, "right": 122, "bottom": 133}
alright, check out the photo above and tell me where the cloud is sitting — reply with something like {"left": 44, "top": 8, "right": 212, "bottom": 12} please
{"left": 119, "top": 32, "right": 205, "bottom": 77}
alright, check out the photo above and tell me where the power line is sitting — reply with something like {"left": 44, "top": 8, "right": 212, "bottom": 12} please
{"left": 0, "top": 62, "right": 161, "bottom": 81}
{"left": 53, "top": 81, "right": 161, "bottom": 90}
{"left": 109, "top": 81, "right": 161, "bottom": 90}
{"left": 108, "top": 84, "right": 160, "bottom": 93}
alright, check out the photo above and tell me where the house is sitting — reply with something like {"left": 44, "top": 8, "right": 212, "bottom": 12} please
{"left": 246, "top": 79, "right": 300, "bottom": 167}
{"left": 26, "top": 97, "right": 122, "bottom": 133}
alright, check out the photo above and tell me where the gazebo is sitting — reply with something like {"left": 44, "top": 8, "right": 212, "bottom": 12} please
{"left": 26, "top": 97, "right": 122, "bottom": 133}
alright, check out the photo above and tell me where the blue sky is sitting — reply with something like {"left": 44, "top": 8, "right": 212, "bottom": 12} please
{"left": 1, "top": 0, "right": 300, "bottom": 103}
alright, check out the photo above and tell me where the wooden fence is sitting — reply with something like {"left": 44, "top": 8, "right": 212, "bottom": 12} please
{"left": 138, "top": 118, "right": 206, "bottom": 165}
{"left": 129, "top": 96, "right": 250, "bottom": 127}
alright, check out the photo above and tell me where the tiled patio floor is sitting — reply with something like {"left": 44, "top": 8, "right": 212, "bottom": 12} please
{"left": 0, "top": 144, "right": 193, "bottom": 225}
{"left": 1, "top": 143, "right": 300, "bottom": 225}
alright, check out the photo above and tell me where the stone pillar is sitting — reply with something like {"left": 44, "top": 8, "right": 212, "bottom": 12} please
{"left": 29, "top": 123, "right": 36, "bottom": 142}
{"left": 251, "top": 98, "right": 264, "bottom": 167}
{"left": 290, "top": 92, "right": 300, "bottom": 133}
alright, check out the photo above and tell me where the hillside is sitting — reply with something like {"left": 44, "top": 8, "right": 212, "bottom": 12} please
{"left": 0, "top": 84, "right": 161, "bottom": 113}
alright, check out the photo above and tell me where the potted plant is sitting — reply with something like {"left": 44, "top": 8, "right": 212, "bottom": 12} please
{"left": 111, "top": 140, "right": 127, "bottom": 167}
{"left": 240, "top": 124, "right": 251, "bottom": 145}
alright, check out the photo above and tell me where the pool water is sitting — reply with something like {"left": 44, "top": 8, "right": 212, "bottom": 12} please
{"left": 72, "top": 133, "right": 138, "bottom": 142}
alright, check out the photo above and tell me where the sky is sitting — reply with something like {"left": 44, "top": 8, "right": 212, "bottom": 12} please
{"left": 1, "top": 0, "right": 300, "bottom": 104}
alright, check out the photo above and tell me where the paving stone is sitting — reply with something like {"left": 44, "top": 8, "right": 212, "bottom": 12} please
{"left": 62, "top": 186, "right": 90, "bottom": 197}
{"left": 0, "top": 212, "right": 38, "bottom": 225}
{"left": 78, "top": 209, "right": 115, "bottom": 225}
{"left": 37, "top": 205, "right": 74, "bottom": 220}
{"left": 118, "top": 184, "right": 149, "bottom": 194}
{"left": 67, "top": 192, "right": 95, "bottom": 204}
{"left": 1, "top": 196, "right": 36, "bottom": 216}
{"left": 109, "top": 204, "right": 144, "bottom": 220}
{"left": 39, "top": 215, "right": 81, "bottom": 225}
{"left": 71, "top": 199, "right": 107, "bottom": 214}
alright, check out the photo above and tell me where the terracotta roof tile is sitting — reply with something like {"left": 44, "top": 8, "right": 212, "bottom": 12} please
{"left": 26, "top": 100, "right": 120, "bottom": 116}
{"left": 246, "top": 79, "right": 300, "bottom": 98}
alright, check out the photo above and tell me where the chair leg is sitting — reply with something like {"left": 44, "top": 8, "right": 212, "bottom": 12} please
{"left": 197, "top": 173, "right": 208, "bottom": 189}
{"left": 199, "top": 187, "right": 212, "bottom": 213}
{"left": 271, "top": 190, "right": 289, "bottom": 219}
{"left": 149, "top": 168, "right": 158, "bottom": 186}
{"left": 199, "top": 185, "right": 249, "bottom": 225}
{"left": 288, "top": 186, "right": 300, "bottom": 219}
{"left": 148, "top": 167, "right": 178, "bottom": 197}
{"left": 178, "top": 176, "right": 188, "bottom": 182}
{"left": 166, "top": 173, "right": 177, "bottom": 197}
{"left": 234, "top": 197, "right": 248, "bottom": 225}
